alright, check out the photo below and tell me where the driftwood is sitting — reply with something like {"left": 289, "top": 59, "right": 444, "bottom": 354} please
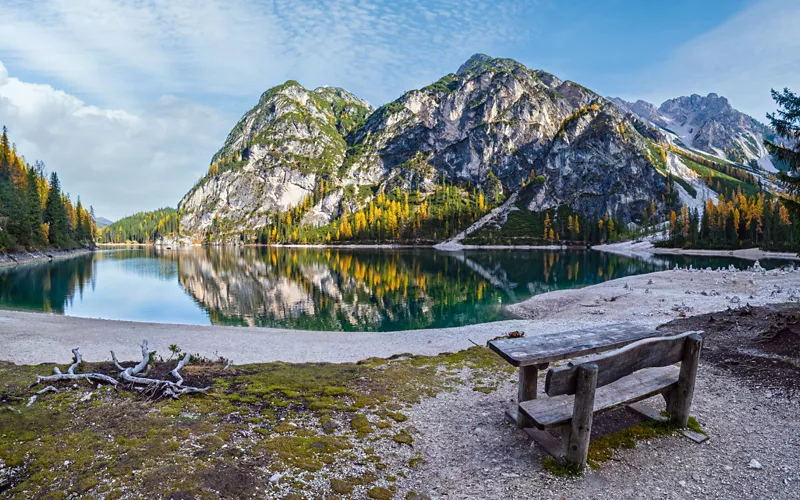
{"left": 35, "top": 348, "right": 119, "bottom": 386}
{"left": 32, "top": 341, "right": 211, "bottom": 402}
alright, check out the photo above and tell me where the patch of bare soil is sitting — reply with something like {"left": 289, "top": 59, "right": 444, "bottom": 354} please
{"left": 658, "top": 303, "right": 800, "bottom": 397}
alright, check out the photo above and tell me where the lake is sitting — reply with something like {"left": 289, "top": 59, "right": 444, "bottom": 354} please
{"left": 0, "top": 247, "right": 791, "bottom": 331}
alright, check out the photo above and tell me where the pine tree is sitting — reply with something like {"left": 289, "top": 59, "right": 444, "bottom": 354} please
{"left": 43, "top": 172, "right": 68, "bottom": 246}
{"left": 0, "top": 126, "right": 10, "bottom": 180}
{"left": 25, "top": 166, "right": 44, "bottom": 245}
{"left": 765, "top": 88, "right": 800, "bottom": 221}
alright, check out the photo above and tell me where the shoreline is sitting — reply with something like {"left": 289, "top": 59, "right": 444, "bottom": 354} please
{"left": 0, "top": 247, "right": 94, "bottom": 269}
{"left": 98, "top": 239, "right": 800, "bottom": 260}
{"left": 2, "top": 265, "right": 798, "bottom": 364}
{"left": 593, "top": 240, "right": 800, "bottom": 261}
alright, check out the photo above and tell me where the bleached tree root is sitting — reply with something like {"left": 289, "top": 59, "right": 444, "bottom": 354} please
{"left": 27, "top": 386, "right": 59, "bottom": 407}
{"left": 34, "top": 348, "right": 119, "bottom": 386}
{"left": 33, "top": 342, "right": 211, "bottom": 401}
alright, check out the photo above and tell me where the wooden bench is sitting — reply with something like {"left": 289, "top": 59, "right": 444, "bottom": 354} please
{"left": 519, "top": 331, "right": 703, "bottom": 468}
{"left": 488, "top": 322, "right": 663, "bottom": 428}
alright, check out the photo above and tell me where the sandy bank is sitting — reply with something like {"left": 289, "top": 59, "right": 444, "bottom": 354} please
{"left": 2, "top": 265, "right": 799, "bottom": 365}
{"left": 594, "top": 240, "right": 800, "bottom": 261}
{"left": 0, "top": 248, "right": 93, "bottom": 269}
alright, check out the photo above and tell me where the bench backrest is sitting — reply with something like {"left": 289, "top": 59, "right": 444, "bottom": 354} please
{"left": 544, "top": 331, "right": 702, "bottom": 397}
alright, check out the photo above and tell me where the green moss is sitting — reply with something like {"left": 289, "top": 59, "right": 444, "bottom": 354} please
{"left": 386, "top": 411, "right": 407, "bottom": 423}
{"left": 330, "top": 477, "right": 355, "bottom": 494}
{"left": 273, "top": 421, "right": 298, "bottom": 433}
{"left": 0, "top": 347, "right": 509, "bottom": 497}
{"left": 541, "top": 456, "right": 584, "bottom": 477}
{"left": 472, "top": 384, "right": 497, "bottom": 394}
{"left": 406, "top": 491, "right": 431, "bottom": 500}
{"left": 686, "top": 416, "right": 706, "bottom": 436}
{"left": 408, "top": 457, "right": 426, "bottom": 468}
{"left": 392, "top": 431, "right": 413, "bottom": 445}
{"left": 368, "top": 486, "right": 394, "bottom": 500}
{"left": 587, "top": 418, "right": 687, "bottom": 468}
{"left": 351, "top": 414, "right": 374, "bottom": 437}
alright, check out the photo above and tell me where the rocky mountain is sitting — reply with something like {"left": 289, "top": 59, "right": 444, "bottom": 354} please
{"left": 609, "top": 93, "right": 776, "bottom": 171}
{"left": 179, "top": 54, "right": 670, "bottom": 242}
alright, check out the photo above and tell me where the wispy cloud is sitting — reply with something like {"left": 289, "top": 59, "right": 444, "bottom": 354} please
{"left": 621, "top": 0, "right": 800, "bottom": 120}
{"left": 0, "top": 0, "right": 528, "bottom": 107}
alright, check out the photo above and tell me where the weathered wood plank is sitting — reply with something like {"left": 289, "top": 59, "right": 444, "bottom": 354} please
{"left": 681, "top": 429, "right": 709, "bottom": 443}
{"left": 566, "top": 363, "right": 598, "bottom": 468}
{"left": 625, "top": 401, "right": 667, "bottom": 422}
{"left": 488, "top": 323, "right": 659, "bottom": 367}
{"left": 667, "top": 333, "right": 702, "bottom": 427}
{"left": 524, "top": 427, "right": 567, "bottom": 458}
{"left": 545, "top": 332, "right": 700, "bottom": 396}
{"left": 517, "top": 365, "right": 538, "bottom": 428}
{"left": 519, "top": 365, "right": 680, "bottom": 429}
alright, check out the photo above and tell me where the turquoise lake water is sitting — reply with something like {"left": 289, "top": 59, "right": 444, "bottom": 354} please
{"left": 0, "top": 247, "right": 792, "bottom": 331}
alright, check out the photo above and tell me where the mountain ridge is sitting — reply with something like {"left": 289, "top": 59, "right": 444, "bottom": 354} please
{"left": 176, "top": 55, "right": 719, "bottom": 244}
{"left": 609, "top": 93, "right": 776, "bottom": 171}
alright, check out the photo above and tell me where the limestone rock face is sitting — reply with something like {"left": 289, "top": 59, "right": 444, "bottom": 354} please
{"left": 180, "top": 55, "right": 671, "bottom": 240}
{"left": 179, "top": 81, "right": 373, "bottom": 237}
{"left": 610, "top": 93, "right": 774, "bottom": 168}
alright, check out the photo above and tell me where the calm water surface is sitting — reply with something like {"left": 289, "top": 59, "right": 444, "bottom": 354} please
{"left": 0, "top": 247, "right": 791, "bottom": 331}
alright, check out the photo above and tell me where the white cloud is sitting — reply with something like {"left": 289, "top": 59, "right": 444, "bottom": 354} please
{"left": 0, "top": 0, "right": 527, "bottom": 107}
{"left": 0, "top": 61, "right": 229, "bottom": 220}
{"left": 623, "top": 0, "right": 800, "bottom": 121}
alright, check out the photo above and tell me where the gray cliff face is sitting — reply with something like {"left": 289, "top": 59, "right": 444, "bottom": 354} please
{"left": 611, "top": 93, "right": 772, "bottom": 165}
{"left": 179, "top": 81, "right": 373, "bottom": 237}
{"left": 526, "top": 104, "right": 664, "bottom": 220}
{"left": 343, "top": 55, "right": 664, "bottom": 219}
{"left": 179, "top": 55, "right": 670, "bottom": 239}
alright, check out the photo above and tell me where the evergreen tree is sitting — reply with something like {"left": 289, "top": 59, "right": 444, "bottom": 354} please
{"left": 43, "top": 171, "right": 68, "bottom": 246}
{"left": 25, "top": 166, "right": 44, "bottom": 245}
{"left": 765, "top": 88, "right": 800, "bottom": 218}
{"left": 0, "top": 126, "right": 10, "bottom": 180}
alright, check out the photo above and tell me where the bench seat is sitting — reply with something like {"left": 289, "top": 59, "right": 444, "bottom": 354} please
{"left": 519, "top": 365, "right": 680, "bottom": 429}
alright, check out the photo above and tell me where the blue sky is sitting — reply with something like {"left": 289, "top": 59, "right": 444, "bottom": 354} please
{"left": 0, "top": 0, "right": 798, "bottom": 219}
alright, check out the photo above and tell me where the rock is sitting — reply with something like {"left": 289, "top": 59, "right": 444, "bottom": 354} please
{"left": 269, "top": 472, "right": 283, "bottom": 483}
{"left": 748, "top": 459, "right": 763, "bottom": 470}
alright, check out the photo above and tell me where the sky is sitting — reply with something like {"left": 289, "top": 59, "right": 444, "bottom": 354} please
{"left": 0, "top": 0, "right": 798, "bottom": 220}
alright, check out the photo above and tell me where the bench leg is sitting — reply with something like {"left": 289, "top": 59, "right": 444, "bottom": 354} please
{"left": 566, "top": 363, "right": 598, "bottom": 469}
{"left": 667, "top": 333, "right": 702, "bottom": 427}
{"left": 516, "top": 365, "right": 538, "bottom": 428}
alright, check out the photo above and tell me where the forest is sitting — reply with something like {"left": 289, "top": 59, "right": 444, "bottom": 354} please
{"left": 97, "top": 208, "right": 180, "bottom": 244}
{"left": 659, "top": 88, "right": 800, "bottom": 252}
{"left": 659, "top": 192, "right": 799, "bottom": 251}
{"left": 0, "top": 127, "right": 96, "bottom": 252}
{"left": 201, "top": 180, "right": 496, "bottom": 245}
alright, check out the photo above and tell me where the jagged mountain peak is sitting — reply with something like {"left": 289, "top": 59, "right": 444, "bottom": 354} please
{"left": 456, "top": 53, "right": 495, "bottom": 74}
{"left": 455, "top": 53, "right": 528, "bottom": 78}
{"left": 609, "top": 92, "right": 774, "bottom": 169}
{"left": 313, "top": 86, "right": 374, "bottom": 112}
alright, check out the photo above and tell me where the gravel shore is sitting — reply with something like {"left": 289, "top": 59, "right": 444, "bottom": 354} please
{"left": 0, "top": 248, "right": 93, "bottom": 269}
{"left": 390, "top": 364, "right": 799, "bottom": 499}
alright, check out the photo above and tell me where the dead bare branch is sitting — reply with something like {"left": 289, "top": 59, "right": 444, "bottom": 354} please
{"left": 35, "top": 348, "right": 118, "bottom": 386}
{"left": 32, "top": 342, "right": 211, "bottom": 400}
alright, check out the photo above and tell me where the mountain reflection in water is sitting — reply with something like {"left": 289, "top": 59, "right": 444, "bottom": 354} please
{"left": 0, "top": 247, "right": 785, "bottom": 331}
